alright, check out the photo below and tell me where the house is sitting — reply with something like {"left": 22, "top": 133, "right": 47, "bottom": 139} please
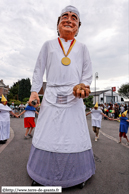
{"left": 90, "top": 89, "right": 124, "bottom": 104}
{"left": 0, "top": 80, "right": 9, "bottom": 99}
{"left": 38, "top": 82, "right": 47, "bottom": 96}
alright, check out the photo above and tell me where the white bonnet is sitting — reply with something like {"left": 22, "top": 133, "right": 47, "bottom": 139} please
{"left": 61, "top": 5, "right": 80, "bottom": 19}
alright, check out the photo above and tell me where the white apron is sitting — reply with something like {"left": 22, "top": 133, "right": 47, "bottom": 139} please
{"left": 31, "top": 38, "right": 93, "bottom": 153}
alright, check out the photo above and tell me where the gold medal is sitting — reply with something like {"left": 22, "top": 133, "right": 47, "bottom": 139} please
{"left": 58, "top": 38, "right": 76, "bottom": 66}
{"left": 61, "top": 57, "right": 71, "bottom": 66}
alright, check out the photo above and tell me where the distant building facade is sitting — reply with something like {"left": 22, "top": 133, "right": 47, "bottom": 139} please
{"left": 90, "top": 89, "right": 124, "bottom": 104}
{"left": 0, "top": 80, "right": 9, "bottom": 98}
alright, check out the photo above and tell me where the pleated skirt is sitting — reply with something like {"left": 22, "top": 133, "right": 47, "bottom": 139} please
{"left": 27, "top": 144, "right": 95, "bottom": 188}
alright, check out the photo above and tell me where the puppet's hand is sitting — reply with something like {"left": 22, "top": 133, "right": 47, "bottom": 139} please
{"left": 29, "top": 92, "right": 40, "bottom": 107}
{"left": 73, "top": 83, "right": 91, "bottom": 99}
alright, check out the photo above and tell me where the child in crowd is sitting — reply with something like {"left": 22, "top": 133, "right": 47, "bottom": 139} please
{"left": 86, "top": 102, "right": 111, "bottom": 141}
{"left": 113, "top": 110, "right": 129, "bottom": 145}
{"left": 18, "top": 103, "right": 39, "bottom": 139}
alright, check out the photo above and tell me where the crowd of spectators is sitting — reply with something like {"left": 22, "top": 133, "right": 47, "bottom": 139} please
{"left": 9, "top": 101, "right": 129, "bottom": 120}
{"left": 98, "top": 103, "right": 129, "bottom": 119}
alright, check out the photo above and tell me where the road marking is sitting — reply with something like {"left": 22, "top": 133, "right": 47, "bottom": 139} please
{"left": 100, "top": 130, "right": 129, "bottom": 149}
{"left": 0, "top": 127, "right": 14, "bottom": 154}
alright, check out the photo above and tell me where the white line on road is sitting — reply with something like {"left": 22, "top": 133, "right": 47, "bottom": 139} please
{"left": 100, "top": 130, "right": 129, "bottom": 149}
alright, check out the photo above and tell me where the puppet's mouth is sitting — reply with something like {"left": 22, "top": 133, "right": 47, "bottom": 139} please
{"left": 64, "top": 25, "right": 72, "bottom": 28}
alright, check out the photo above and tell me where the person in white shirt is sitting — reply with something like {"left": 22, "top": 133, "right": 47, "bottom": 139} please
{"left": 10, "top": 102, "right": 14, "bottom": 110}
{"left": 27, "top": 5, "right": 95, "bottom": 188}
{"left": 86, "top": 102, "right": 111, "bottom": 141}
{"left": 19, "top": 103, "right": 25, "bottom": 118}
{"left": 120, "top": 105, "right": 124, "bottom": 114}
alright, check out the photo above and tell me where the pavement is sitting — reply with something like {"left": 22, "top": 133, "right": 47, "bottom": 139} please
{"left": 0, "top": 116, "right": 129, "bottom": 194}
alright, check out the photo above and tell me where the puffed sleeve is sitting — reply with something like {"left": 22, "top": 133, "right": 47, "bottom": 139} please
{"left": 81, "top": 45, "right": 93, "bottom": 86}
{"left": 31, "top": 41, "right": 48, "bottom": 93}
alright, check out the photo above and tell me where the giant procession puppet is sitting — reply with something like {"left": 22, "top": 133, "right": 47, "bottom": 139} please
{"left": 27, "top": 5, "right": 95, "bottom": 188}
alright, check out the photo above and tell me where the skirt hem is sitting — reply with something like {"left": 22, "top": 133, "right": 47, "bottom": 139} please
{"left": 27, "top": 164, "right": 95, "bottom": 188}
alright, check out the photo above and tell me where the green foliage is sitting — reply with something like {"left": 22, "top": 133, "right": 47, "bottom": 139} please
{"left": 83, "top": 95, "right": 94, "bottom": 108}
{"left": 118, "top": 83, "right": 129, "bottom": 99}
{"left": 23, "top": 97, "right": 29, "bottom": 102}
{"left": 8, "top": 100, "right": 21, "bottom": 106}
{"left": 18, "top": 78, "right": 31, "bottom": 101}
{"left": 9, "top": 81, "right": 19, "bottom": 94}
{"left": 7, "top": 78, "right": 31, "bottom": 102}
{"left": 8, "top": 78, "right": 31, "bottom": 101}
{"left": 7, "top": 93, "right": 14, "bottom": 100}
{"left": 8, "top": 81, "right": 20, "bottom": 100}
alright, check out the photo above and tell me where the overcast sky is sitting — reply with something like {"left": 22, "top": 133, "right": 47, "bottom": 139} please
{"left": 0, "top": 0, "right": 128, "bottom": 92}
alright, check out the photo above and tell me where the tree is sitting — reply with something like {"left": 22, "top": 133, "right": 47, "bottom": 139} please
{"left": 8, "top": 81, "right": 20, "bottom": 100}
{"left": 118, "top": 83, "right": 129, "bottom": 99}
{"left": 18, "top": 78, "right": 31, "bottom": 101}
{"left": 8, "top": 78, "right": 31, "bottom": 101}
{"left": 83, "top": 95, "right": 94, "bottom": 108}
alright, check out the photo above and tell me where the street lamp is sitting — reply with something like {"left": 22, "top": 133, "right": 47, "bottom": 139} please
{"left": 95, "top": 72, "right": 99, "bottom": 104}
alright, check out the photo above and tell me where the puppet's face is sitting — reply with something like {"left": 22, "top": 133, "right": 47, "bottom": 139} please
{"left": 122, "top": 113, "right": 125, "bottom": 117}
{"left": 58, "top": 11, "right": 79, "bottom": 38}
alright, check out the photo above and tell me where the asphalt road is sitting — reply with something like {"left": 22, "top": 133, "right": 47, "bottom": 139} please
{"left": 0, "top": 116, "right": 129, "bottom": 194}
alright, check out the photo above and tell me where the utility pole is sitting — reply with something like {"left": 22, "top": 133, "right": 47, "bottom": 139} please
{"left": 95, "top": 72, "right": 99, "bottom": 104}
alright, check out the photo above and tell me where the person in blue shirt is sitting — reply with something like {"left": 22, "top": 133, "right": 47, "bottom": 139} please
{"left": 113, "top": 110, "right": 129, "bottom": 145}
{"left": 18, "top": 104, "right": 39, "bottom": 139}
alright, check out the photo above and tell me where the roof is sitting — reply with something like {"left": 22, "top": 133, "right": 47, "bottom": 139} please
{"left": 0, "top": 81, "right": 5, "bottom": 87}
{"left": 90, "top": 89, "right": 111, "bottom": 96}
{"left": 0, "top": 80, "right": 9, "bottom": 88}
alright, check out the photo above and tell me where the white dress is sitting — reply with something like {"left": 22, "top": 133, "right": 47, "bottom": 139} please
{"left": 0, "top": 104, "right": 12, "bottom": 140}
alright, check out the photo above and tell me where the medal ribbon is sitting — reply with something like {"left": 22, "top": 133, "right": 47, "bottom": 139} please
{"left": 58, "top": 37, "right": 76, "bottom": 57}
